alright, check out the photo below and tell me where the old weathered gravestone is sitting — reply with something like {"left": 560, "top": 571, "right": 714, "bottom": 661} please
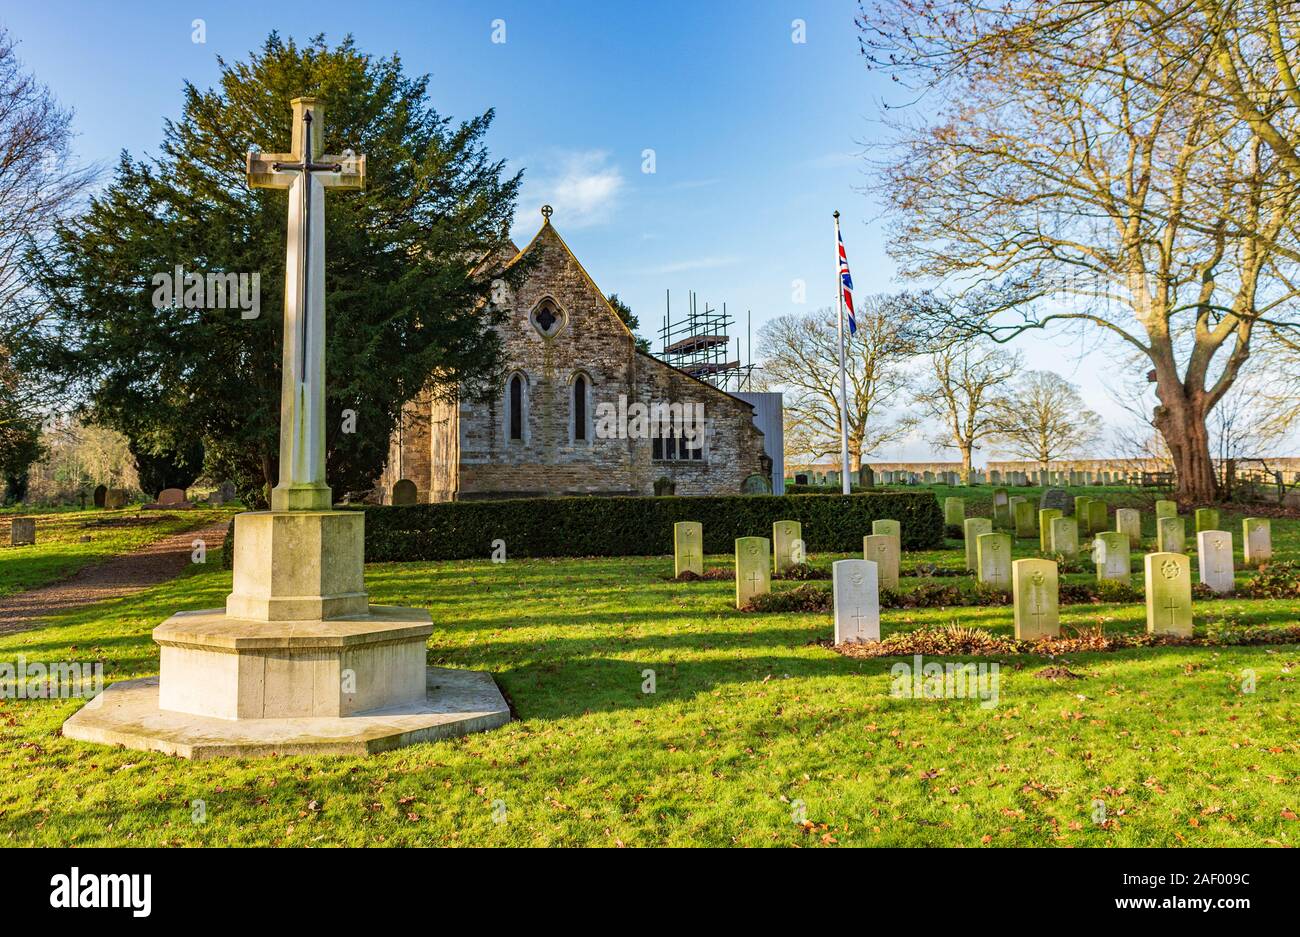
{"left": 104, "top": 488, "right": 130, "bottom": 509}
{"left": 859, "top": 466, "right": 874, "bottom": 487}
{"left": 10, "top": 517, "right": 35, "bottom": 546}
{"left": 1049, "top": 516, "right": 1079, "bottom": 560}
{"left": 833, "top": 559, "right": 879, "bottom": 644}
{"left": 1040, "top": 488, "right": 1072, "bottom": 516}
{"left": 1039, "top": 508, "right": 1062, "bottom": 552}
{"left": 673, "top": 521, "right": 703, "bottom": 577}
{"left": 977, "top": 531, "right": 1013, "bottom": 591}
{"left": 943, "top": 497, "right": 965, "bottom": 528}
{"left": 391, "top": 479, "right": 418, "bottom": 505}
{"left": 1243, "top": 517, "right": 1271, "bottom": 566}
{"left": 1092, "top": 531, "right": 1130, "bottom": 586}
{"left": 1115, "top": 508, "right": 1141, "bottom": 547}
{"left": 872, "top": 519, "right": 901, "bottom": 542}
{"left": 964, "top": 517, "right": 993, "bottom": 571}
{"left": 1013, "top": 558, "right": 1059, "bottom": 640}
{"left": 741, "top": 473, "right": 772, "bottom": 495}
{"left": 1195, "top": 507, "right": 1219, "bottom": 533}
{"left": 1155, "top": 500, "right": 1178, "bottom": 521}
{"left": 734, "top": 537, "right": 771, "bottom": 608}
{"left": 1157, "top": 515, "right": 1185, "bottom": 553}
{"left": 862, "top": 534, "right": 899, "bottom": 590}
{"left": 1145, "top": 552, "right": 1193, "bottom": 636}
{"left": 772, "top": 520, "right": 802, "bottom": 574}
{"left": 92, "top": 484, "right": 107, "bottom": 508}
{"left": 794, "top": 473, "right": 808, "bottom": 485}
{"left": 1012, "top": 499, "right": 1036, "bottom": 540}
{"left": 1196, "top": 530, "right": 1234, "bottom": 594}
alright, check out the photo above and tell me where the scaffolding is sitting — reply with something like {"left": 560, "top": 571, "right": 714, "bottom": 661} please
{"left": 656, "top": 290, "right": 756, "bottom": 392}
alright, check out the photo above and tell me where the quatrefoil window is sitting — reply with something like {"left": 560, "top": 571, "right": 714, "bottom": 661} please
{"left": 530, "top": 298, "right": 565, "bottom": 338}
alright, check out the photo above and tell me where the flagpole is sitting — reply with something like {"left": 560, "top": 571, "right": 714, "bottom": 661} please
{"left": 834, "top": 211, "right": 850, "bottom": 496}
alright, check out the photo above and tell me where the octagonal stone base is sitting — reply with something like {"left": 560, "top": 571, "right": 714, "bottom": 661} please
{"left": 61, "top": 667, "right": 511, "bottom": 759}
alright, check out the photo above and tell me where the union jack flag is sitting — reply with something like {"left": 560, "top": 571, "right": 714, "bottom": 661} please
{"left": 837, "top": 227, "right": 856, "bottom": 334}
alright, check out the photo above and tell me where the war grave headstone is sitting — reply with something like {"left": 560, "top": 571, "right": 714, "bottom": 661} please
{"left": 944, "top": 497, "right": 965, "bottom": 528}
{"left": 976, "top": 532, "right": 1013, "bottom": 592}
{"left": 1013, "top": 558, "right": 1059, "bottom": 640}
{"left": 1157, "top": 515, "right": 1185, "bottom": 553}
{"left": 964, "top": 517, "right": 993, "bottom": 571}
{"left": 1196, "top": 530, "right": 1235, "bottom": 594}
{"left": 1145, "top": 552, "right": 1193, "bottom": 637}
{"left": 1087, "top": 499, "right": 1108, "bottom": 534}
{"left": 1012, "top": 499, "right": 1036, "bottom": 540}
{"left": 673, "top": 521, "right": 703, "bottom": 577}
{"left": 1115, "top": 508, "right": 1141, "bottom": 547}
{"left": 992, "top": 487, "right": 1011, "bottom": 527}
{"left": 1050, "top": 516, "right": 1079, "bottom": 560}
{"left": 862, "top": 533, "right": 899, "bottom": 590}
{"left": 1039, "top": 508, "right": 1062, "bottom": 552}
{"left": 735, "top": 537, "right": 771, "bottom": 608}
{"left": 1155, "top": 500, "right": 1178, "bottom": 521}
{"left": 833, "top": 559, "right": 880, "bottom": 644}
{"left": 1243, "top": 517, "right": 1271, "bottom": 566}
{"left": 872, "top": 519, "right": 901, "bottom": 542}
{"left": 772, "top": 520, "right": 802, "bottom": 574}
{"left": 1092, "top": 531, "right": 1131, "bottom": 585}
{"left": 1195, "top": 507, "right": 1219, "bottom": 533}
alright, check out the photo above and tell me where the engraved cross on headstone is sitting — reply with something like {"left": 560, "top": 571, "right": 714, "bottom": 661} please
{"left": 247, "top": 97, "right": 366, "bottom": 511}
{"left": 850, "top": 607, "right": 868, "bottom": 631}
{"left": 747, "top": 570, "right": 763, "bottom": 593}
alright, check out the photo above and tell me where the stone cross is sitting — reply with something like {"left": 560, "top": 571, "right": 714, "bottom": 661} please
{"left": 247, "top": 97, "right": 366, "bottom": 511}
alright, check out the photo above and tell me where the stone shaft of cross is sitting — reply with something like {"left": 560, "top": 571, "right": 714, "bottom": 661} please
{"left": 246, "top": 97, "right": 366, "bottom": 511}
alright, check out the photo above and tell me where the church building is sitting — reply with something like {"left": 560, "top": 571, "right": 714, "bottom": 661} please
{"left": 379, "top": 208, "right": 773, "bottom": 501}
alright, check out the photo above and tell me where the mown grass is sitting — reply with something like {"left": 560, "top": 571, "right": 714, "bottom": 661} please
{"left": 0, "top": 498, "right": 1296, "bottom": 847}
{"left": 0, "top": 506, "right": 239, "bottom": 599}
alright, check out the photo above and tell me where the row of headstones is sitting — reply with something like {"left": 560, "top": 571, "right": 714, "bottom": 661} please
{"left": 670, "top": 518, "right": 906, "bottom": 608}
{"left": 792, "top": 469, "right": 1148, "bottom": 488}
{"left": 834, "top": 550, "right": 1200, "bottom": 644}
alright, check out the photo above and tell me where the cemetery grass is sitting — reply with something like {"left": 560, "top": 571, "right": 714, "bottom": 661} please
{"left": 0, "top": 507, "right": 240, "bottom": 600}
{"left": 2, "top": 512, "right": 1297, "bottom": 846}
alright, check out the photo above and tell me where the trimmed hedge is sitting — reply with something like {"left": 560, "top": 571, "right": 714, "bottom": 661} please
{"left": 224, "top": 491, "right": 944, "bottom": 565}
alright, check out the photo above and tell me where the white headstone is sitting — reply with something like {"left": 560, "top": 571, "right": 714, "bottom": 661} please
{"left": 833, "top": 559, "right": 880, "bottom": 644}
{"left": 1196, "top": 530, "right": 1235, "bottom": 594}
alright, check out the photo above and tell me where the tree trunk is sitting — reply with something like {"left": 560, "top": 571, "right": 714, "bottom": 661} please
{"left": 960, "top": 446, "right": 973, "bottom": 485}
{"left": 1153, "top": 396, "right": 1218, "bottom": 504}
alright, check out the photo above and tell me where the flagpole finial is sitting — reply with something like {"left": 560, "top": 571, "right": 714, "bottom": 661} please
{"left": 833, "top": 210, "right": 840, "bottom": 219}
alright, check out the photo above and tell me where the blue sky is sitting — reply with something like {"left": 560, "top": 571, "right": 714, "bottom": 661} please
{"left": 2, "top": 0, "right": 1144, "bottom": 461}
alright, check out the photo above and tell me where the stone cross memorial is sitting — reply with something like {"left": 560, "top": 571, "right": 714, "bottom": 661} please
{"left": 1145, "top": 552, "right": 1193, "bottom": 636}
{"left": 862, "top": 533, "right": 899, "bottom": 590}
{"left": 735, "top": 536, "right": 771, "bottom": 608}
{"left": 1013, "top": 558, "right": 1059, "bottom": 640}
{"left": 1196, "top": 530, "right": 1235, "bottom": 594}
{"left": 1157, "top": 515, "right": 1185, "bottom": 554}
{"left": 1093, "top": 531, "right": 1131, "bottom": 586}
{"left": 62, "top": 97, "right": 510, "bottom": 758}
{"left": 1115, "top": 508, "right": 1141, "bottom": 547}
{"left": 833, "top": 559, "right": 880, "bottom": 644}
{"left": 1243, "top": 517, "right": 1271, "bottom": 566}
{"left": 964, "top": 517, "right": 993, "bottom": 571}
{"left": 673, "top": 521, "right": 703, "bottom": 577}
{"left": 772, "top": 520, "right": 802, "bottom": 574}
{"left": 977, "top": 532, "right": 1013, "bottom": 592}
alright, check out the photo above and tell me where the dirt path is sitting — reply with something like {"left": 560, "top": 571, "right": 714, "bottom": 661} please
{"left": 0, "top": 521, "right": 230, "bottom": 634}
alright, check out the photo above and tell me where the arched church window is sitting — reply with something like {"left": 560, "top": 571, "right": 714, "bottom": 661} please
{"left": 573, "top": 374, "right": 588, "bottom": 442}
{"left": 509, "top": 374, "right": 524, "bottom": 441}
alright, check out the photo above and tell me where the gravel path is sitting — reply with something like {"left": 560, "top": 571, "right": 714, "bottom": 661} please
{"left": 0, "top": 521, "right": 230, "bottom": 634}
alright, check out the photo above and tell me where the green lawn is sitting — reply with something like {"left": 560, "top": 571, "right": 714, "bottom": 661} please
{"left": 0, "top": 506, "right": 239, "bottom": 599}
{"left": 1, "top": 498, "right": 1296, "bottom": 847}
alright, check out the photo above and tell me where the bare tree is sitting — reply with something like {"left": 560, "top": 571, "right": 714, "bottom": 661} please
{"left": 757, "top": 298, "right": 916, "bottom": 469}
{"left": 990, "top": 371, "right": 1101, "bottom": 473}
{"left": 915, "top": 337, "right": 1020, "bottom": 484}
{"left": 0, "top": 28, "right": 93, "bottom": 488}
{"left": 859, "top": 2, "right": 1300, "bottom": 502}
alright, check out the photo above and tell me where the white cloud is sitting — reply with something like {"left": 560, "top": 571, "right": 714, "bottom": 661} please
{"left": 514, "top": 149, "right": 625, "bottom": 230}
